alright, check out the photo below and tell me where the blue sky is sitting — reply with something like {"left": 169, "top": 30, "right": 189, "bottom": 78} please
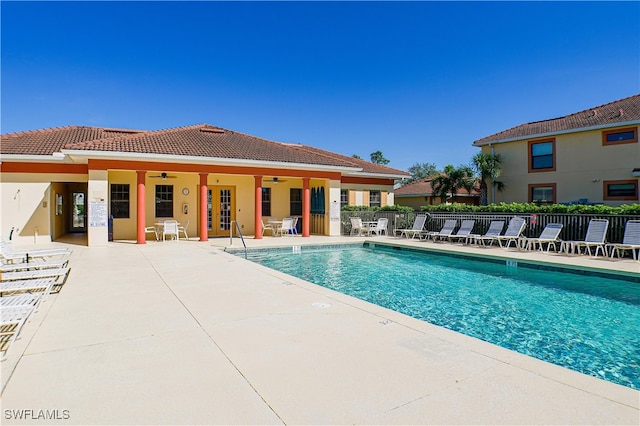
{"left": 2, "top": 1, "right": 639, "bottom": 172}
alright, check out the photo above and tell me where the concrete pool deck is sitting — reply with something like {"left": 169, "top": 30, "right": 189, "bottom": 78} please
{"left": 1, "top": 235, "right": 639, "bottom": 425}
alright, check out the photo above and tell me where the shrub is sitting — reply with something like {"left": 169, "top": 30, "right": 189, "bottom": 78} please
{"left": 418, "top": 202, "right": 640, "bottom": 215}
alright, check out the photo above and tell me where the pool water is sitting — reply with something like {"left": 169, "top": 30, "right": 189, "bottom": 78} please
{"left": 243, "top": 244, "right": 640, "bottom": 390}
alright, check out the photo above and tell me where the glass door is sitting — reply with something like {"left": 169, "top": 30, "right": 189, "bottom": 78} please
{"left": 207, "top": 186, "right": 235, "bottom": 236}
{"left": 70, "top": 192, "right": 86, "bottom": 232}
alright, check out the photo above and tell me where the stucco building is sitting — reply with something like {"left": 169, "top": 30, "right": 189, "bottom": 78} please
{"left": 1, "top": 124, "right": 408, "bottom": 245}
{"left": 473, "top": 94, "right": 640, "bottom": 206}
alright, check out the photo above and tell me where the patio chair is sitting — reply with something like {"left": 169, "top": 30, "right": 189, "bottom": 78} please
{"left": 448, "top": 220, "right": 476, "bottom": 244}
{"left": 1, "top": 304, "right": 37, "bottom": 357}
{"left": 350, "top": 217, "right": 365, "bottom": 236}
{"left": 162, "top": 220, "right": 179, "bottom": 241}
{"left": 367, "top": 217, "right": 389, "bottom": 236}
{"left": 0, "top": 278, "right": 56, "bottom": 298}
{"left": 291, "top": 217, "right": 299, "bottom": 235}
{"left": 493, "top": 216, "right": 527, "bottom": 248}
{"left": 1, "top": 258, "right": 69, "bottom": 273}
{"left": 262, "top": 218, "right": 275, "bottom": 236}
{"left": 0, "top": 267, "right": 70, "bottom": 284}
{"left": 178, "top": 220, "right": 190, "bottom": 240}
{"left": 523, "top": 223, "right": 563, "bottom": 252}
{"left": 145, "top": 226, "right": 159, "bottom": 241}
{"left": 606, "top": 220, "right": 640, "bottom": 261}
{"left": 561, "top": 219, "right": 609, "bottom": 257}
{"left": 276, "top": 218, "right": 295, "bottom": 237}
{"left": 394, "top": 214, "right": 428, "bottom": 239}
{"left": 474, "top": 221, "right": 506, "bottom": 246}
{"left": 0, "top": 240, "right": 71, "bottom": 264}
{"left": 424, "top": 219, "right": 458, "bottom": 242}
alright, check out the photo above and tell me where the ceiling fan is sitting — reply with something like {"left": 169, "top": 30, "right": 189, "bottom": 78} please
{"left": 149, "top": 172, "right": 177, "bottom": 181}
{"left": 263, "top": 176, "right": 287, "bottom": 184}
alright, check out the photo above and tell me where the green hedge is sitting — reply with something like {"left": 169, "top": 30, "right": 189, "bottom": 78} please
{"left": 418, "top": 202, "right": 640, "bottom": 215}
{"left": 341, "top": 204, "right": 414, "bottom": 212}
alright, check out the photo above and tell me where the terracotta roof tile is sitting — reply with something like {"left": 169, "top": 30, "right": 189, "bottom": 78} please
{"left": 2, "top": 123, "right": 408, "bottom": 177}
{"left": 474, "top": 94, "right": 640, "bottom": 145}
{"left": 394, "top": 177, "right": 480, "bottom": 196}
{"left": 1, "top": 126, "right": 144, "bottom": 155}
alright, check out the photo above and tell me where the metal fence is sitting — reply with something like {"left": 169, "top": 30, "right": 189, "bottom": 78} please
{"left": 340, "top": 211, "right": 640, "bottom": 243}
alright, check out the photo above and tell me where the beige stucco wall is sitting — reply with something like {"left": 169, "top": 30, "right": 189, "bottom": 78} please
{"left": 0, "top": 172, "right": 87, "bottom": 245}
{"left": 485, "top": 126, "right": 640, "bottom": 205}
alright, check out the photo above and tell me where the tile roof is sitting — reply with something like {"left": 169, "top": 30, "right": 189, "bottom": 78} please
{"left": 474, "top": 94, "right": 640, "bottom": 145}
{"left": 1, "top": 123, "right": 409, "bottom": 177}
{"left": 0, "top": 126, "right": 144, "bottom": 155}
{"left": 394, "top": 177, "right": 480, "bottom": 197}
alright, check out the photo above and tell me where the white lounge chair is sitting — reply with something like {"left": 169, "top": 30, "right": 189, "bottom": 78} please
{"left": 494, "top": 216, "right": 527, "bottom": 248}
{"left": 0, "top": 278, "right": 56, "bottom": 297}
{"left": 474, "top": 221, "right": 506, "bottom": 246}
{"left": 425, "top": 219, "right": 458, "bottom": 242}
{"left": 350, "top": 217, "right": 365, "bottom": 236}
{"left": 1, "top": 305, "right": 37, "bottom": 357}
{"left": 561, "top": 219, "right": 609, "bottom": 256}
{"left": 0, "top": 258, "right": 68, "bottom": 273}
{"left": 523, "top": 223, "right": 563, "bottom": 252}
{"left": 162, "top": 220, "right": 179, "bottom": 241}
{"left": 395, "top": 214, "right": 428, "bottom": 239}
{"left": 366, "top": 218, "right": 389, "bottom": 236}
{"left": 178, "top": 220, "right": 190, "bottom": 240}
{"left": 448, "top": 220, "right": 476, "bottom": 244}
{"left": 0, "top": 240, "right": 71, "bottom": 263}
{"left": 606, "top": 220, "right": 640, "bottom": 261}
{"left": 276, "top": 218, "right": 295, "bottom": 237}
{"left": 0, "top": 267, "right": 70, "bottom": 284}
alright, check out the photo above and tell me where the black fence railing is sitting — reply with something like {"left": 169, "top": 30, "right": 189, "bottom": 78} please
{"left": 340, "top": 211, "right": 640, "bottom": 243}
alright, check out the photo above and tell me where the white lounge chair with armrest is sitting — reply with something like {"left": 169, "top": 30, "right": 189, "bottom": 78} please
{"left": 162, "top": 220, "right": 179, "bottom": 241}
{"left": 424, "top": 219, "right": 458, "bottom": 242}
{"left": 493, "top": 216, "right": 527, "bottom": 248}
{"left": 395, "top": 214, "right": 428, "bottom": 239}
{"left": 0, "top": 258, "right": 68, "bottom": 273}
{"left": 561, "top": 219, "right": 609, "bottom": 256}
{"left": 0, "top": 241, "right": 71, "bottom": 264}
{"left": 367, "top": 217, "right": 389, "bottom": 236}
{"left": 474, "top": 221, "right": 506, "bottom": 246}
{"left": 276, "top": 218, "right": 295, "bottom": 237}
{"left": 178, "top": 220, "right": 190, "bottom": 240}
{"left": 1, "top": 304, "right": 38, "bottom": 357}
{"left": 523, "top": 223, "right": 563, "bottom": 252}
{"left": 447, "top": 220, "right": 476, "bottom": 244}
{"left": 606, "top": 220, "right": 640, "bottom": 261}
{"left": 0, "top": 268, "right": 70, "bottom": 293}
{"left": 350, "top": 217, "right": 365, "bottom": 236}
{"left": 0, "top": 278, "right": 56, "bottom": 297}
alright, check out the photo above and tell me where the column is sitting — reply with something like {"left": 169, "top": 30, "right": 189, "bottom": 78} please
{"left": 302, "top": 178, "right": 310, "bottom": 237}
{"left": 136, "top": 171, "right": 146, "bottom": 244}
{"left": 254, "top": 176, "right": 263, "bottom": 239}
{"left": 199, "top": 173, "right": 208, "bottom": 242}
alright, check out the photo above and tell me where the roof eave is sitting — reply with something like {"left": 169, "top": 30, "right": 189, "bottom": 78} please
{"left": 60, "top": 149, "right": 361, "bottom": 173}
{"left": 473, "top": 119, "right": 640, "bottom": 147}
{"left": 343, "top": 171, "right": 410, "bottom": 180}
{"left": 0, "top": 153, "right": 67, "bottom": 163}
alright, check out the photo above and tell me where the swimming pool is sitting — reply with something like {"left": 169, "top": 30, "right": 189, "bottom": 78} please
{"left": 239, "top": 243, "right": 640, "bottom": 390}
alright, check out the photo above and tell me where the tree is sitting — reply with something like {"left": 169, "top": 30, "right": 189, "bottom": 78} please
{"left": 431, "top": 164, "right": 476, "bottom": 203}
{"left": 352, "top": 154, "right": 362, "bottom": 159}
{"left": 472, "top": 152, "right": 505, "bottom": 205}
{"left": 404, "top": 162, "right": 439, "bottom": 185}
{"left": 370, "top": 151, "right": 390, "bottom": 165}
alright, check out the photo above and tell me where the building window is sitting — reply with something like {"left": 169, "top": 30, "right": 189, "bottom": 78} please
{"left": 528, "top": 139, "right": 556, "bottom": 172}
{"left": 602, "top": 127, "right": 638, "bottom": 146}
{"left": 290, "top": 188, "right": 302, "bottom": 216}
{"left": 604, "top": 180, "right": 638, "bottom": 201}
{"left": 369, "top": 190, "right": 381, "bottom": 207}
{"left": 155, "top": 185, "right": 173, "bottom": 218}
{"left": 110, "top": 184, "right": 130, "bottom": 218}
{"left": 340, "top": 189, "right": 348, "bottom": 207}
{"left": 262, "top": 188, "right": 271, "bottom": 217}
{"left": 528, "top": 183, "right": 556, "bottom": 204}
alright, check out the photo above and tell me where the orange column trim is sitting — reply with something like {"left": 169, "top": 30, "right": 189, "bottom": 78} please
{"left": 199, "top": 173, "right": 208, "bottom": 242}
{"left": 254, "top": 176, "right": 263, "bottom": 240}
{"left": 136, "top": 171, "right": 146, "bottom": 244}
{"left": 302, "top": 178, "right": 310, "bottom": 237}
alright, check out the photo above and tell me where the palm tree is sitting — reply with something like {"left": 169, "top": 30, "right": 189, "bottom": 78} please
{"left": 472, "top": 153, "right": 505, "bottom": 205}
{"left": 431, "top": 165, "right": 476, "bottom": 203}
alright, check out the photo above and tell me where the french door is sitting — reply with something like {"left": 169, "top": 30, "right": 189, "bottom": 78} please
{"left": 207, "top": 186, "right": 235, "bottom": 236}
